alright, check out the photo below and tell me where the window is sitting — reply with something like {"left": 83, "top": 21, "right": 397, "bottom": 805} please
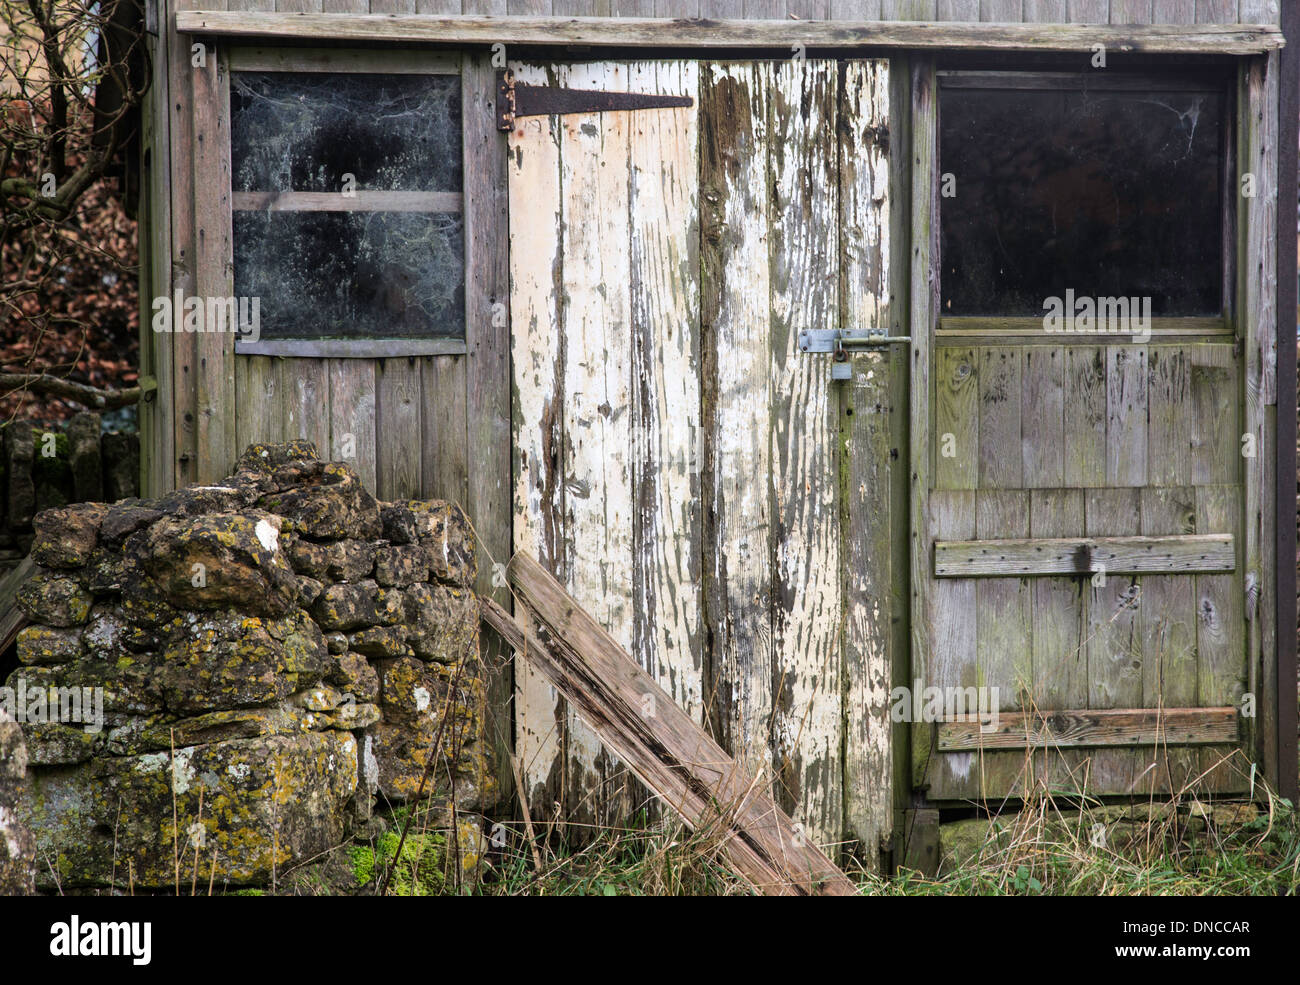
{"left": 938, "top": 71, "right": 1230, "bottom": 321}
{"left": 229, "top": 52, "right": 465, "bottom": 355}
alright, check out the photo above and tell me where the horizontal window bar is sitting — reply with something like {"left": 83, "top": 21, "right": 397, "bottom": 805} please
{"left": 235, "top": 337, "right": 466, "bottom": 358}
{"left": 232, "top": 191, "right": 462, "bottom": 213}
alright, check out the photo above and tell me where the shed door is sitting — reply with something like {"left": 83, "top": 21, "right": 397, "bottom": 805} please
{"left": 919, "top": 342, "right": 1249, "bottom": 801}
{"left": 507, "top": 59, "right": 895, "bottom": 854}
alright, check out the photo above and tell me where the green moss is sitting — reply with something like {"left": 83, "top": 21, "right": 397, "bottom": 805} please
{"left": 356, "top": 829, "right": 449, "bottom": 896}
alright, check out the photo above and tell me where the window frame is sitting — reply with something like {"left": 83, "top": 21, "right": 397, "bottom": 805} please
{"left": 226, "top": 46, "right": 470, "bottom": 358}
{"left": 934, "top": 67, "right": 1238, "bottom": 344}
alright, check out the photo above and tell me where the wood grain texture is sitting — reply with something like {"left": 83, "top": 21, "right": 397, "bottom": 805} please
{"left": 1021, "top": 347, "right": 1063, "bottom": 488}
{"left": 628, "top": 62, "right": 703, "bottom": 731}
{"left": 976, "top": 490, "right": 1032, "bottom": 709}
{"left": 935, "top": 347, "right": 977, "bottom": 489}
{"left": 939, "top": 707, "right": 1238, "bottom": 750}
{"left": 1064, "top": 347, "right": 1106, "bottom": 488}
{"left": 327, "top": 360, "right": 377, "bottom": 491}
{"left": 977, "top": 347, "right": 1021, "bottom": 489}
{"left": 192, "top": 45, "right": 237, "bottom": 482}
{"left": 489, "top": 557, "right": 857, "bottom": 895}
{"left": 768, "top": 59, "right": 842, "bottom": 846}
{"left": 934, "top": 533, "right": 1234, "bottom": 576}
{"left": 908, "top": 57, "right": 938, "bottom": 796}
{"left": 507, "top": 61, "right": 565, "bottom": 811}
{"left": 1030, "top": 489, "right": 1086, "bottom": 710}
{"left": 1189, "top": 344, "right": 1238, "bottom": 485}
{"left": 1106, "top": 345, "right": 1147, "bottom": 487}
{"left": 701, "top": 61, "right": 775, "bottom": 789}
{"left": 1151, "top": 0, "right": 1194, "bottom": 22}
{"left": 839, "top": 59, "right": 893, "bottom": 867}
{"left": 279, "top": 357, "right": 330, "bottom": 454}
{"left": 1023, "top": 0, "right": 1067, "bottom": 19}
{"left": 1146, "top": 347, "right": 1192, "bottom": 487}
{"left": 420, "top": 356, "right": 468, "bottom": 506}
{"left": 176, "top": 13, "right": 1286, "bottom": 51}
{"left": 556, "top": 61, "right": 636, "bottom": 826}
{"left": 1084, "top": 488, "right": 1141, "bottom": 712}
{"left": 375, "top": 357, "right": 421, "bottom": 499}
{"left": 1135, "top": 487, "right": 1197, "bottom": 698}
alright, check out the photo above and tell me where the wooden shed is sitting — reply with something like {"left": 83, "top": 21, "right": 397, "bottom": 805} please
{"left": 142, "top": 0, "right": 1297, "bottom": 867}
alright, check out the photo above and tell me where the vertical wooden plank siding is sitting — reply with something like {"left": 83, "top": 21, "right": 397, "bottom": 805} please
{"left": 1137, "top": 488, "right": 1197, "bottom": 708}
{"left": 1105, "top": 345, "right": 1148, "bottom": 487}
{"left": 1030, "top": 489, "right": 1086, "bottom": 710}
{"left": 907, "top": 56, "right": 937, "bottom": 800}
{"left": 1151, "top": 0, "right": 1194, "bottom": 22}
{"left": 980, "top": 0, "right": 1024, "bottom": 20}
{"left": 934, "top": 347, "right": 977, "bottom": 489}
{"left": 141, "top": 6, "right": 174, "bottom": 497}
{"left": 327, "top": 361, "right": 378, "bottom": 491}
{"left": 1240, "top": 54, "right": 1278, "bottom": 781}
{"left": 420, "top": 356, "right": 469, "bottom": 506}
{"left": 463, "top": 53, "right": 514, "bottom": 802}
{"left": 975, "top": 490, "right": 1032, "bottom": 708}
{"left": 700, "top": 61, "right": 775, "bottom": 787}
{"left": 1063, "top": 347, "right": 1106, "bottom": 488}
{"left": 169, "top": 0, "right": 204, "bottom": 488}
{"left": 839, "top": 59, "right": 893, "bottom": 867}
{"left": 1069, "top": 0, "right": 1111, "bottom": 21}
{"left": 1023, "top": 0, "right": 1068, "bottom": 20}
{"left": 1111, "top": 0, "right": 1153, "bottom": 23}
{"left": 375, "top": 358, "right": 422, "bottom": 500}
{"left": 1021, "top": 348, "right": 1063, "bottom": 488}
{"left": 556, "top": 61, "right": 636, "bottom": 825}
{"left": 627, "top": 62, "right": 704, "bottom": 725}
{"left": 978, "top": 348, "right": 1021, "bottom": 489}
{"left": 1084, "top": 487, "right": 1142, "bottom": 789}
{"left": 508, "top": 61, "right": 566, "bottom": 811}
{"left": 280, "top": 358, "right": 331, "bottom": 454}
{"left": 236, "top": 357, "right": 281, "bottom": 450}
{"left": 1195, "top": 0, "right": 1239, "bottom": 24}
{"left": 193, "top": 46, "right": 237, "bottom": 481}
{"left": 769, "top": 59, "right": 842, "bottom": 845}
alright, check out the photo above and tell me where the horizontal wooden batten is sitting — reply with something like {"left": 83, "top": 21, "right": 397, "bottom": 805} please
{"left": 235, "top": 338, "right": 465, "bottom": 358}
{"left": 232, "top": 191, "right": 461, "bottom": 213}
{"left": 176, "top": 14, "right": 1285, "bottom": 55}
{"left": 937, "top": 708, "right": 1239, "bottom": 751}
{"left": 933, "top": 534, "right": 1235, "bottom": 577}
{"left": 937, "top": 316, "right": 1230, "bottom": 340}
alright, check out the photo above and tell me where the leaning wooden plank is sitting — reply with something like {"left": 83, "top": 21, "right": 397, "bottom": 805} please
{"left": 174, "top": 13, "right": 1287, "bottom": 53}
{"left": 489, "top": 555, "right": 857, "bottom": 896}
{"left": 934, "top": 533, "right": 1235, "bottom": 576}
{"left": 937, "top": 707, "right": 1239, "bottom": 751}
{"left": 0, "top": 557, "right": 36, "bottom": 653}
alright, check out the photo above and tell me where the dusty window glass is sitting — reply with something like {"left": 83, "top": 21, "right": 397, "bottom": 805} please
{"left": 939, "top": 78, "right": 1225, "bottom": 317}
{"left": 230, "top": 70, "right": 464, "bottom": 341}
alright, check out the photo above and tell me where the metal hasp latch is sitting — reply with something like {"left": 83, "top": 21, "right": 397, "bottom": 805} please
{"left": 798, "top": 328, "right": 913, "bottom": 381}
{"left": 497, "top": 71, "right": 694, "bottom": 131}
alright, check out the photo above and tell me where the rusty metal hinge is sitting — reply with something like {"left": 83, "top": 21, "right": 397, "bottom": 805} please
{"left": 496, "top": 70, "right": 693, "bottom": 132}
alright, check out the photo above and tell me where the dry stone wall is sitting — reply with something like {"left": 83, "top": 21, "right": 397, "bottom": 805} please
{"left": 4, "top": 441, "right": 494, "bottom": 890}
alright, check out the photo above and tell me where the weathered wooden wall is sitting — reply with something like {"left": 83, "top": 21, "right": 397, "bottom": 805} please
{"left": 508, "top": 58, "right": 894, "bottom": 858}
{"left": 178, "top": 0, "right": 1275, "bottom": 23}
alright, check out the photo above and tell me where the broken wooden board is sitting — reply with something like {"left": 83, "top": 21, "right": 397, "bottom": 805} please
{"left": 482, "top": 551, "right": 857, "bottom": 897}
{"left": 0, "top": 556, "right": 35, "bottom": 654}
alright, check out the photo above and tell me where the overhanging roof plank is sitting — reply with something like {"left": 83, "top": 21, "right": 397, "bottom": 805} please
{"left": 176, "top": 13, "right": 1284, "bottom": 54}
